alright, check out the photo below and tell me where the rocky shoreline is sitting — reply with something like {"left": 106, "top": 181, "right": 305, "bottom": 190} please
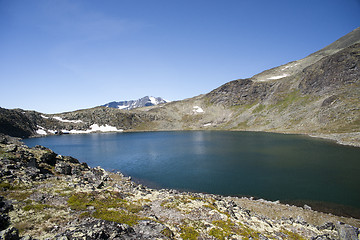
{"left": 1, "top": 134, "right": 360, "bottom": 240}
{"left": 307, "top": 132, "right": 360, "bottom": 148}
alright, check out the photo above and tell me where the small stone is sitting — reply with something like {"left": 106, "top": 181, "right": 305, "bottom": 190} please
{"left": 303, "top": 204, "right": 312, "bottom": 210}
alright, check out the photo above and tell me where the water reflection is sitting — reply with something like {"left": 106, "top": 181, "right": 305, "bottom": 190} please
{"left": 24, "top": 131, "right": 360, "bottom": 211}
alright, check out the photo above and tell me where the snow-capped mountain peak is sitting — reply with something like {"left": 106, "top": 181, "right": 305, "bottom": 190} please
{"left": 102, "top": 96, "right": 169, "bottom": 110}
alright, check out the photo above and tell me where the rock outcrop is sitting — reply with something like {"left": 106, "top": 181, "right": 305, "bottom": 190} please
{"left": 0, "top": 135, "right": 359, "bottom": 239}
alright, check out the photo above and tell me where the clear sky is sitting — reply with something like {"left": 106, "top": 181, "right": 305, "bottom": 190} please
{"left": 1, "top": 0, "right": 359, "bottom": 113}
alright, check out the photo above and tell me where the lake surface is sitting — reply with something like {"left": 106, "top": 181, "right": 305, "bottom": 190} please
{"left": 24, "top": 131, "right": 360, "bottom": 214}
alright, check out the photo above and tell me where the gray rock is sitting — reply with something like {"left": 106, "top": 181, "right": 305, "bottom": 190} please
{"left": 133, "top": 220, "right": 170, "bottom": 239}
{"left": 57, "top": 156, "right": 79, "bottom": 164}
{"left": 336, "top": 222, "right": 359, "bottom": 240}
{"left": 19, "top": 236, "right": 33, "bottom": 240}
{"left": 303, "top": 204, "right": 312, "bottom": 210}
{"left": 4, "top": 145, "right": 17, "bottom": 153}
{"left": 317, "top": 222, "right": 335, "bottom": 231}
{"left": 26, "top": 158, "right": 38, "bottom": 169}
{"left": 311, "top": 234, "right": 333, "bottom": 240}
{"left": 55, "top": 162, "right": 72, "bottom": 175}
{"left": 55, "top": 219, "right": 135, "bottom": 239}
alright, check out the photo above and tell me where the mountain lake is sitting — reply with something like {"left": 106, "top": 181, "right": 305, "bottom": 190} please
{"left": 24, "top": 131, "right": 360, "bottom": 217}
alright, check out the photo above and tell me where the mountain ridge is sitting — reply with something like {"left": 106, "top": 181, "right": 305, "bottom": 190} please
{"left": 0, "top": 27, "right": 359, "bottom": 146}
{"left": 102, "top": 96, "right": 168, "bottom": 110}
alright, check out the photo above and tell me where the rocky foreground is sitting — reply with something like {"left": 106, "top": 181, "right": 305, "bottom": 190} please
{"left": 0, "top": 134, "right": 359, "bottom": 240}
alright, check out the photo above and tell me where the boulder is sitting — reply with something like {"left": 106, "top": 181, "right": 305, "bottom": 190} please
{"left": 26, "top": 158, "right": 38, "bottom": 169}
{"left": 57, "top": 155, "right": 79, "bottom": 164}
{"left": 0, "top": 214, "right": 10, "bottom": 231}
{"left": 55, "top": 161, "right": 72, "bottom": 175}
{"left": 336, "top": 222, "right": 359, "bottom": 240}
{"left": 39, "top": 151, "right": 57, "bottom": 166}
{"left": 0, "top": 227, "right": 19, "bottom": 240}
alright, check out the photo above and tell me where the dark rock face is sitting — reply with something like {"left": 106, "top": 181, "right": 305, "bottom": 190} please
{"left": 0, "top": 108, "right": 36, "bottom": 138}
{"left": 0, "top": 226, "right": 19, "bottom": 240}
{"left": 299, "top": 43, "right": 360, "bottom": 94}
{"left": 0, "top": 197, "right": 12, "bottom": 231}
{"left": 206, "top": 79, "right": 274, "bottom": 106}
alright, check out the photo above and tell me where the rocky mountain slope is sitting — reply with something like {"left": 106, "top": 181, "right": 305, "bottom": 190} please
{"left": 1, "top": 135, "right": 359, "bottom": 239}
{"left": 0, "top": 28, "right": 359, "bottom": 147}
{"left": 102, "top": 96, "right": 168, "bottom": 110}
{"left": 132, "top": 27, "right": 360, "bottom": 146}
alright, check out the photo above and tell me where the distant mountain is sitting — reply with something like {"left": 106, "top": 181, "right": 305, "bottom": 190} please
{"left": 102, "top": 96, "right": 169, "bottom": 110}
{"left": 0, "top": 28, "right": 359, "bottom": 146}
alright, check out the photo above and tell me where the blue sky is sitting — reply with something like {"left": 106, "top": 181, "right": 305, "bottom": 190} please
{"left": 1, "top": 0, "right": 359, "bottom": 113}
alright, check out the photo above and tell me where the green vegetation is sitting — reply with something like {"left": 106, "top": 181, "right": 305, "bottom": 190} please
{"left": 23, "top": 203, "right": 51, "bottom": 211}
{"left": 280, "top": 230, "right": 307, "bottom": 240}
{"left": 209, "top": 227, "right": 227, "bottom": 239}
{"left": 0, "top": 181, "right": 32, "bottom": 201}
{"left": 234, "top": 121, "right": 249, "bottom": 130}
{"left": 160, "top": 196, "right": 191, "bottom": 211}
{"left": 209, "top": 219, "right": 262, "bottom": 240}
{"left": 180, "top": 225, "right": 199, "bottom": 240}
{"left": 0, "top": 181, "right": 12, "bottom": 190}
{"left": 252, "top": 104, "right": 266, "bottom": 114}
{"left": 160, "top": 228, "right": 174, "bottom": 238}
{"left": 67, "top": 191, "right": 144, "bottom": 226}
{"left": 92, "top": 209, "right": 141, "bottom": 226}
{"left": 272, "top": 90, "right": 312, "bottom": 112}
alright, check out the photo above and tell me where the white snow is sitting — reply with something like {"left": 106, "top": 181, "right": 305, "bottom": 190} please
{"left": 36, "top": 129, "right": 47, "bottom": 135}
{"left": 41, "top": 115, "right": 49, "bottom": 119}
{"left": 61, "top": 124, "right": 123, "bottom": 134}
{"left": 36, "top": 125, "right": 47, "bottom": 135}
{"left": 118, "top": 105, "right": 129, "bottom": 110}
{"left": 149, "top": 96, "right": 157, "bottom": 105}
{"left": 90, "top": 124, "right": 123, "bottom": 132}
{"left": 267, "top": 74, "right": 288, "bottom": 80}
{"left": 193, "top": 106, "right": 204, "bottom": 113}
{"left": 48, "top": 130, "right": 57, "bottom": 134}
{"left": 53, "top": 116, "right": 83, "bottom": 123}
{"left": 203, "top": 123, "right": 212, "bottom": 127}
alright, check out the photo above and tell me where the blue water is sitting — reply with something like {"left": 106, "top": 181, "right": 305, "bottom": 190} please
{"left": 24, "top": 131, "right": 360, "bottom": 212}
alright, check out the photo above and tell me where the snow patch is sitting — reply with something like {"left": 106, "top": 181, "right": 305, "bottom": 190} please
{"left": 193, "top": 106, "right": 204, "bottom": 113}
{"left": 90, "top": 124, "right": 123, "bottom": 132}
{"left": 36, "top": 129, "right": 47, "bottom": 135}
{"left": 267, "top": 74, "right": 288, "bottom": 80}
{"left": 53, "top": 116, "right": 83, "bottom": 123}
{"left": 41, "top": 115, "right": 49, "bottom": 119}
{"left": 149, "top": 96, "right": 157, "bottom": 105}
{"left": 36, "top": 125, "right": 47, "bottom": 135}
{"left": 203, "top": 123, "right": 212, "bottom": 127}
{"left": 62, "top": 124, "right": 123, "bottom": 134}
{"left": 118, "top": 105, "right": 129, "bottom": 110}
